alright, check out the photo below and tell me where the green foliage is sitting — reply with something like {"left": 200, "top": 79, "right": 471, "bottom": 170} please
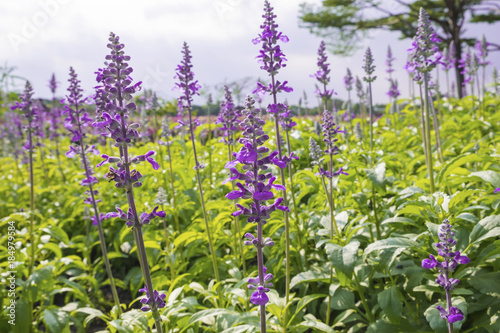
{"left": 0, "top": 92, "right": 499, "bottom": 332}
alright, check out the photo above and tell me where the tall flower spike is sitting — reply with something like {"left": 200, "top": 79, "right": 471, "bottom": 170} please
{"left": 344, "top": 68, "right": 353, "bottom": 92}
{"left": 63, "top": 67, "right": 122, "bottom": 314}
{"left": 252, "top": 0, "right": 292, "bottom": 97}
{"left": 386, "top": 46, "right": 395, "bottom": 75}
{"left": 311, "top": 41, "right": 335, "bottom": 100}
{"left": 93, "top": 33, "right": 164, "bottom": 331}
{"left": 215, "top": 85, "right": 240, "bottom": 145}
{"left": 225, "top": 95, "right": 286, "bottom": 308}
{"left": 422, "top": 219, "right": 470, "bottom": 325}
{"left": 363, "top": 47, "right": 377, "bottom": 83}
{"left": 48, "top": 73, "right": 58, "bottom": 94}
{"left": 406, "top": 8, "right": 441, "bottom": 84}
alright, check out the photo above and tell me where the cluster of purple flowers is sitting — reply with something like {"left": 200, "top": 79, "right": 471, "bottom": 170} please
{"left": 458, "top": 47, "right": 479, "bottom": 86}
{"left": 252, "top": 0, "right": 293, "bottom": 99}
{"left": 175, "top": 42, "right": 202, "bottom": 131}
{"left": 316, "top": 110, "right": 348, "bottom": 178}
{"left": 215, "top": 85, "right": 240, "bottom": 145}
{"left": 91, "top": 33, "right": 166, "bottom": 315}
{"left": 406, "top": 8, "right": 441, "bottom": 84}
{"left": 344, "top": 68, "right": 354, "bottom": 93}
{"left": 225, "top": 96, "right": 290, "bottom": 305}
{"left": 11, "top": 82, "right": 37, "bottom": 152}
{"left": 311, "top": 41, "right": 335, "bottom": 99}
{"left": 63, "top": 68, "right": 101, "bottom": 202}
{"left": 422, "top": 219, "right": 470, "bottom": 324}
{"left": 363, "top": 47, "right": 377, "bottom": 83}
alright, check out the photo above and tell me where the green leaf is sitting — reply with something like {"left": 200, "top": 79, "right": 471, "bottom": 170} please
{"left": 397, "top": 186, "right": 424, "bottom": 200}
{"left": 367, "top": 162, "right": 386, "bottom": 194}
{"left": 12, "top": 298, "right": 31, "bottom": 333}
{"left": 298, "top": 314, "right": 335, "bottom": 332}
{"left": 43, "top": 307, "right": 69, "bottom": 333}
{"left": 364, "top": 237, "right": 418, "bottom": 255}
{"left": 290, "top": 267, "right": 329, "bottom": 289}
{"left": 187, "top": 308, "right": 235, "bottom": 325}
{"left": 378, "top": 286, "right": 404, "bottom": 324}
{"left": 472, "top": 272, "right": 500, "bottom": 297}
{"left": 288, "top": 294, "right": 326, "bottom": 326}
{"left": 437, "top": 153, "right": 484, "bottom": 185}
{"left": 76, "top": 307, "right": 109, "bottom": 326}
{"left": 470, "top": 215, "right": 500, "bottom": 244}
{"left": 41, "top": 242, "right": 62, "bottom": 259}
{"left": 25, "top": 266, "right": 54, "bottom": 303}
{"left": 470, "top": 170, "right": 500, "bottom": 188}
{"left": 325, "top": 241, "right": 360, "bottom": 285}
{"left": 455, "top": 212, "right": 478, "bottom": 223}
{"left": 332, "top": 288, "right": 356, "bottom": 310}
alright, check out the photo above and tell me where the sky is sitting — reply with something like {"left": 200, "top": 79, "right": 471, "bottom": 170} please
{"left": 1, "top": 0, "right": 499, "bottom": 107}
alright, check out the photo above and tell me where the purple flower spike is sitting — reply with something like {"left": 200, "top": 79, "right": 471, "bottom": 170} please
{"left": 406, "top": 8, "right": 442, "bottom": 84}
{"left": 422, "top": 219, "right": 468, "bottom": 324}
{"left": 48, "top": 73, "right": 58, "bottom": 94}
{"left": 248, "top": 266, "right": 273, "bottom": 305}
{"left": 253, "top": 0, "right": 289, "bottom": 77}
{"left": 495, "top": 188, "right": 500, "bottom": 194}
{"left": 344, "top": 68, "right": 354, "bottom": 92}
{"left": 216, "top": 85, "right": 240, "bottom": 145}
{"left": 311, "top": 41, "right": 336, "bottom": 99}
{"left": 362, "top": 47, "right": 377, "bottom": 83}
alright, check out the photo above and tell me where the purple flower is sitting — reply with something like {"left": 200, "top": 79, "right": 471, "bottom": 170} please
{"left": 362, "top": 47, "right": 377, "bottom": 83}
{"left": 387, "top": 79, "right": 400, "bottom": 99}
{"left": 495, "top": 188, "right": 500, "bottom": 194}
{"left": 253, "top": 0, "right": 289, "bottom": 77}
{"left": 422, "top": 219, "right": 469, "bottom": 324}
{"left": 458, "top": 46, "right": 479, "bottom": 87}
{"left": 406, "top": 8, "right": 442, "bottom": 84}
{"left": 174, "top": 42, "right": 201, "bottom": 128}
{"left": 225, "top": 96, "right": 291, "bottom": 306}
{"left": 355, "top": 76, "right": 365, "bottom": 101}
{"left": 344, "top": 68, "right": 354, "bottom": 92}
{"left": 48, "top": 73, "right": 58, "bottom": 95}
{"left": 248, "top": 266, "right": 274, "bottom": 306}
{"left": 475, "top": 35, "right": 490, "bottom": 67}
{"left": 12, "top": 81, "right": 37, "bottom": 152}
{"left": 138, "top": 284, "right": 166, "bottom": 312}
{"left": 311, "top": 41, "right": 336, "bottom": 99}
{"left": 215, "top": 85, "right": 240, "bottom": 145}
{"left": 386, "top": 46, "right": 395, "bottom": 74}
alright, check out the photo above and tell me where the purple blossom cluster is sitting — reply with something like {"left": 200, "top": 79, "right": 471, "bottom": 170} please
{"left": 422, "top": 219, "right": 470, "bottom": 324}
{"left": 225, "top": 96, "right": 290, "bottom": 305}
{"left": 315, "top": 110, "right": 348, "bottom": 178}
{"left": 215, "top": 85, "right": 240, "bottom": 145}
{"left": 387, "top": 79, "right": 400, "bottom": 99}
{"left": 91, "top": 33, "right": 166, "bottom": 315}
{"left": 406, "top": 8, "right": 442, "bottom": 83}
{"left": 252, "top": 0, "right": 292, "bottom": 98}
{"left": 344, "top": 68, "right": 354, "bottom": 92}
{"left": 311, "top": 41, "right": 335, "bottom": 99}
{"left": 11, "top": 81, "right": 37, "bottom": 152}
{"left": 63, "top": 67, "right": 101, "bottom": 198}
{"left": 362, "top": 47, "right": 377, "bottom": 83}
{"left": 175, "top": 42, "right": 201, "bottom": 130}
{"left": 458, "top": 47, "right": 479, "bottom": 86}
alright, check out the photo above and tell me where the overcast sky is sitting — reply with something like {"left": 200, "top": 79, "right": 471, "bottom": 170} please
{"left": 1, "top": 0, "right": 499, "bottom": 107}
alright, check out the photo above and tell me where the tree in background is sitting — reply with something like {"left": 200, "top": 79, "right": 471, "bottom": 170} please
{"left": 299, "top": 0, "right": 500, "bottom": 98}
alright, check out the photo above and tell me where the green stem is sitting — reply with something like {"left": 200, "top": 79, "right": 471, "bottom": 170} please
{"left": 187, "top": 109, "right": 222, "bottom": 308}
{"left": 353, "top": 271, "right": 374, "bottom": 323}
{"left": 161, "top": 204, "right": 175, "bottom": 281}
{"left": 423, "top": 73, "right": 435, "bottom": 193}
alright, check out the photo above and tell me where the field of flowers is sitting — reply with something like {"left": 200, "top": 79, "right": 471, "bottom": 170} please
{"left": 1, "top": 2, "right": 500, "bottom": 333}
